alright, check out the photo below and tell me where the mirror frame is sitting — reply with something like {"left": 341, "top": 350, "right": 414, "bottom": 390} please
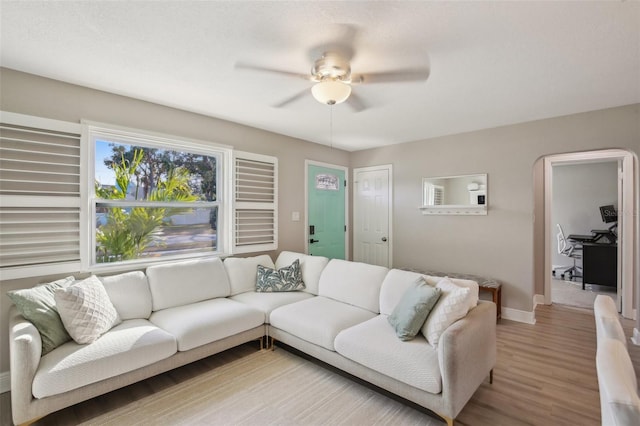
{"left": 420, "top": 173, "right": 488, "bottom": 215}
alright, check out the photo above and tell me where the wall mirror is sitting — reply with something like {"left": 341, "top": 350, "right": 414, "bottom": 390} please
{"left": 420, "top": 173, "right": 488, "bottom": 215}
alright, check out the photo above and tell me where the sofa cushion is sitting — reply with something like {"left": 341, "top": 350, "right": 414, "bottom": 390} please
{"left": 379, "top": 269, "right": 427, "bottom": 316}
{"left": 594, "top": 295, "right": 626, "bottom": 347}
{"left": 224, "top": 254, "right": 275, "bottom": 296}
{"left": 99, "top": 271, "right": 152, "bottom": 320}
{"left": 270, "top": 296, "right": 377, "bottom": 351}
{"left": 256, "top": 259, "right": 305, "bottom": 292}
{"left": 55, "top": 276, "right": 122, "bottom": 344}
{"left": 596, "top": 338, "right": 640, "bottom": 426}
{"left": 147, "top": 257, "right": 230, "bottom": 311}
{"left": 275, "top": 251, "right": 329, "bottom": 295}
{"left": 388, "top": 278, "right": 441, "bottom": 341}
{"left": 335, "top": 315, "right": 442, "bottom": 394}
{"left": 32, "top": 319, "right": 177, "bottom": 398}
{"left": 421, "top": 277, "right": 473, "bottom": 347}
{"left": 318, "top": 259, "right": 388, "bottom": 313}
{"left": 7, "top": 276, "right": 75, "bottom": 355}
{"left": 229, "top": 290, "right": 314, "bottom": 323}
{"left": 149, "top": 298, "right": 264, "bottom": 351}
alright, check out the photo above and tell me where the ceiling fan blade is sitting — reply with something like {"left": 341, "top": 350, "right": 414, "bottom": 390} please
{"left": 235, "top": 62, "right": 312, "bottom": 81}
{"left": 351, "top": 68, "right": 430, "bottom": 84}
{"left": 346, "top": 92, "right": 367, "bottom": 112}
{"left": 273, "top": 88, "right": 310, "bottom": 108}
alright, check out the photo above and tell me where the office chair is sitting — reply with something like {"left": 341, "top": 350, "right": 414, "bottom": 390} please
{"left": 554, "top": 224, "right": 583, "bottom": 281}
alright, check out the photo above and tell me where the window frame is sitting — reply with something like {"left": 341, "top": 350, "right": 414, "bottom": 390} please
{"left": 82, "top": 121, "right": 234, "bottom": 274}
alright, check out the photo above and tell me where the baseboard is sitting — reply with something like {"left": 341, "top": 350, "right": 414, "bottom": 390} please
{"left": 631, "top": 328, "right": 640, "bottom": 346}
{"left": 533, "top": 294, "right": 545, "bottom": 307}
{"left": 502, "top": 307, "right": 536, "bottom": 324}
{"left": 0, "top": 370, "right": 10, "bottom": 394}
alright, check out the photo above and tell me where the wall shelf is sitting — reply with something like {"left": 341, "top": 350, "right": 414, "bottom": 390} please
{"left": 419, "top": 205, "right": 487, "bottom": 215}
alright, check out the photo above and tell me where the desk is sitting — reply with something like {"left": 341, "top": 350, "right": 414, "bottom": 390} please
{"left": 582, "top": 243, "right": 617, "bottom": 290}
{"left": 590, "top": 229, "right": 617, "bottom": 244}
{"left": 567, "top": 234, "right": 596, "bottom": 243}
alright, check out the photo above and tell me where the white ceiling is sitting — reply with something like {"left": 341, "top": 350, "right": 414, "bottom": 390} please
{"left": 1, "top": 1, "right": 639, "bottom": 151}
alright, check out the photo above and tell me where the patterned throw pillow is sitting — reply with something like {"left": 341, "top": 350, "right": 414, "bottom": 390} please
{"left": 421, "top": 277, "right": 473, "bottom": 348}
{"left": 54, "top": 275, "right": 122, "bottom": 344}
{"left": 7, "top": 276, "right": 75, "bottom": 355}
{"left": 256, "top": 259, "right": 305, "bottom": 292}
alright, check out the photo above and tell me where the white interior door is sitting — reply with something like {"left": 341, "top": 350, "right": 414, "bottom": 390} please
{"left": 354, "top": 165, "right": 392, "bottom": 267}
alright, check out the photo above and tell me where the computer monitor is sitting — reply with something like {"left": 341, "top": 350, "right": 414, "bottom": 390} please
{"left": 599, "top": 205, "right": 618, "bottom": 224}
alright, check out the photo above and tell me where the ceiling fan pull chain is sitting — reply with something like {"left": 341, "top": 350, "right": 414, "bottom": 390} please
{"left": 330, "top": 104, "right": 334, "bottom": 150}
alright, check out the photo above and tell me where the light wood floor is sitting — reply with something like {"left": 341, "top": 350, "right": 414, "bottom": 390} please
{"left": 1, "top": 303, "right": 639, "bottom": 426}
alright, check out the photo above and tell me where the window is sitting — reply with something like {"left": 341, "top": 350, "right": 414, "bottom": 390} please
{"left": 0, "top": 113, "right": 277, "bottom": 279}
{"left": 87, "top": 123, "right": 230, "bottom": 268}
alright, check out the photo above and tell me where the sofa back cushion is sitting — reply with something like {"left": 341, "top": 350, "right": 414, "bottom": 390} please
{"left": 275, "top": 251, "right": 329, "bottom": 295}
{"left": 100, "top": 271, "right": 152, "bottom": 320}
{"left": 379, "top": 269, "right": 426, "bottom": 316}
{"left": 147, "top": 257, "right": 230, "bottom": 311}
{"left": 224, "top": 255, "right": 275, "bottom": 295}
{"left": 594, "top": 295, "right": 627, "bottom": 347}
{"left": 596, "top": 338, "right": 640, "bottom": 426}
{"left": 318, "top": 259, "right": 388, "bottom": 313}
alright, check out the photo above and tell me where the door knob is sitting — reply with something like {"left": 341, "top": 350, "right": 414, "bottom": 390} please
{"left": 381, "top": 237, "right": 387, "bottom": 242}
{"left": 309, "top": 239, "right": 319, "bottom": 244}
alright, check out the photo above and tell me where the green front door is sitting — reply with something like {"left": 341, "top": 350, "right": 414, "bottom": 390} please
{"left": 307, "top": 164, "right": 346, "bottom": 259}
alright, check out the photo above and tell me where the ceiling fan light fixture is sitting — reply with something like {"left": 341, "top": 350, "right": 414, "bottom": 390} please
{"left": 311, "top": 80, "right": 351, "bottom": 105}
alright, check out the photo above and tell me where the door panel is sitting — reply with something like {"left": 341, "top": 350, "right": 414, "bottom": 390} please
{"left": 354, "top": 167, "right": 390, "bottom": 267}
{"left": 307, "top": 164, "right": 345, "bottom": 259}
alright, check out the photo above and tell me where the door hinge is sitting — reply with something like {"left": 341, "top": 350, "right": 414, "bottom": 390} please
{"left": 344, "top": 225, "right": 347, "bottom": 232}
{"left": 344, "top": 180, "right": 347, "bottom": 187}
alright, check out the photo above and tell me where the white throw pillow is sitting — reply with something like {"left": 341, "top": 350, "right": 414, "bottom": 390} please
{"left": 55, "top": 275, "right": 122, "bottom": 344}
{"left": 421, "top": 277, "right": 473, "bottom": 347}
{"left": 424, "top": 275, "right": 479, "bottom": 311}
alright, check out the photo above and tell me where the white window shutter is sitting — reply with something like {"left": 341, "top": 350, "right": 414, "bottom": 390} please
{"left": 0, "top": 112, "right": 82, "bottom": 279}
{"left": 232, "top": 151, "right": 277, "bottom": 253}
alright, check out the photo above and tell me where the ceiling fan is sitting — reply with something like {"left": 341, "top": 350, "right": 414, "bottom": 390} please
{"left": 236, "top": 51, "right": 430, "bottom": 112}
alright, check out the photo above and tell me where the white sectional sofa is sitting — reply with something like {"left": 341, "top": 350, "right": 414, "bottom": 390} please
{"left": 593, "top": 295, "right": 640, "bottom": 426}
{"left": 8, "top": 252, "right": 496, "bottom": 426}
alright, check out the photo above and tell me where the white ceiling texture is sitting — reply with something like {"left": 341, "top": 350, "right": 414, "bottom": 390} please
{"left": 1, "top": 1, "right": 639, "bottom": 151}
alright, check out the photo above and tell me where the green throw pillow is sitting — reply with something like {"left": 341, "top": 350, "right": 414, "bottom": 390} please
{"left": 256, "top": 259, "right": 305, "bottom": 292}
{"left": 388, "top": 278, "right": 441, "bottom": 341}
{"left": 8, "top": 276, "right": 75, "bottom": 355}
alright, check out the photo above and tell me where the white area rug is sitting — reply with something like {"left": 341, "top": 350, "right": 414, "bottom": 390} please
{"left": 551, "top": 278, "right": 616, "bottom": 309}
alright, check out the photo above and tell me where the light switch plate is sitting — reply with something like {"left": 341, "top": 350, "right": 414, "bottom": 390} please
{"left": 291, "top": 211, "right": 300, "bottom": 222}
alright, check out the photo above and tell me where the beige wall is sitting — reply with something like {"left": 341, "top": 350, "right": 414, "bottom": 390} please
{"left": 0, "top": 69, "right": 349, "bottom": 373}
{"left": 350, "top": 104, "right": 640, "bottom": 314}
{"left": 1, "top": 67, "right": 639, "bottom": 375}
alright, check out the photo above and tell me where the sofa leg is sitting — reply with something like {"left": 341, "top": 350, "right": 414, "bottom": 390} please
{"left": 270, "top": 337, "right": 275, "bottom": 351}
{"left": 489, "top": 368, "right": 494, "bottom": 384}
{"left": 18, "top": 416, "right": 43, "bottom": 426}
{"left": 442, "top": 415, "right": 454, "bottom": 426}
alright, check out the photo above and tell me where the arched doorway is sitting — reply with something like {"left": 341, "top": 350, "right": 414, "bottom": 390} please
{"left": 534, "top": 149, "right": 637, "bottom": 322}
